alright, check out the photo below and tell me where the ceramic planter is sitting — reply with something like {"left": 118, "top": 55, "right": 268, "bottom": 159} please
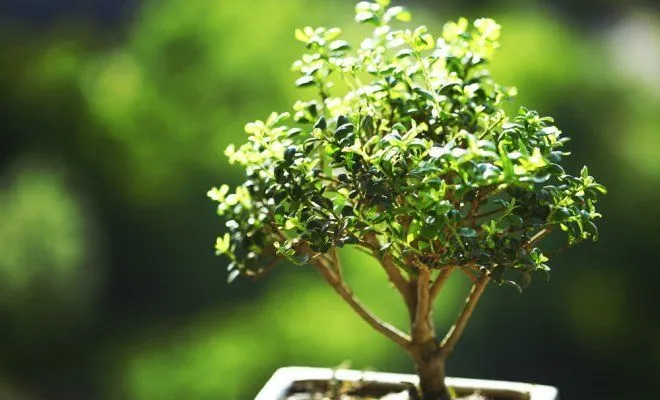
{"left": 255, "top": 366, "right": 558, "bottom": 400}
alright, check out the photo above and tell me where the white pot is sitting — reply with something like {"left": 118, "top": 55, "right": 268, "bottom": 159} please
{"left": 255, "top": 366, "right": 558, "bottom": 400}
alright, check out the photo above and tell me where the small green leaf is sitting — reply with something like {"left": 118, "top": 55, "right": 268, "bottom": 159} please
{"left": 287, "top": 128, "right": 303, "bottom": 137}
{"left": 356, "top": 12, "right": 378, "bottom": 24}
{"left": 295, "top": 28, "right": 309, "bottom": 43}
{"left": 458, "top": 227, "right": 478, "bottom": 238}
{"left": 296, "top": 76, "right": 316, "bottom": 87}
{"left": 293, "top": 253, "right": 311, "bottom": 264}
{"left": 227, "top": 269, "right": 240, "bottom": 284}
{"left": 314, "top": 116, "right": 327, "bottom": 130}
{"left": 396, "top": 48, "right": 414, "bottom": 59}
{"left": 581, "top": 165, "right": 589, "bottom": 180}
{"left": 544, "top": 163, "right": 565, "bottom": 176}
{"left": 504, "top": 280, "right": 523, "bottom": 294}
{"left": 324, "top": 27, "right": 342, "bottom": 41}
{"left": 584, "top": 220, "right": 599, "bottom": 240}
{"left": 215, "top": 233, "right": 231, "bottom": 255}
{"left": 335, "top": 123, "right": 355, "bottom": 139}
{"left": 329, "top": 40, "right": 351, "bottom": 52}
{"left": 591, "top": 183, "right": 607, "bottom": 194}
{"left": 383, "top": 6, "right": 411, "bottom": 23}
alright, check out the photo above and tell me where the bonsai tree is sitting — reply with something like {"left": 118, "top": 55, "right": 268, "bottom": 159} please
{"left": 208, "top": 1, "right": 606, "bottom": 399}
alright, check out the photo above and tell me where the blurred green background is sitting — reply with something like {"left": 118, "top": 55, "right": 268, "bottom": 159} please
{"left": 1, "top": 0, "right": 659, "bottom": 399}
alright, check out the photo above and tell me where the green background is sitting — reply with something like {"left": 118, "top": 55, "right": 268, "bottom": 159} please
{"left": 1, "top": 0, "right": 659, "bottom": 399}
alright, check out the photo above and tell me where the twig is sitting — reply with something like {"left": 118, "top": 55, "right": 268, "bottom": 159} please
{"left": 473, "top": 206, "right": 507, "bottom": 220}
{"left": 363, "top": 232, "right": 413, "bottom": 304}
{"left": 316, "top": 173, "right": 345, "bottom": 186}
{"left": 331, "top": 246, "right": 343, "bottom": 281}
{"left": 440, "top": 274, "right": 490, "bottom": 358}
{"left": 523, "top": 226, "right": 552, "bottom": 249}
{"left": 247, "top": 257, "right": 281, "bottom": 280}
{"left": 468, "top": 191, "right": 482, "bottom": 227}
{"left": 429, "top": 267, "right": 454, "bottom": 301}
{"left": 458, "top": 264, "right": 479, "bottom": 284}
{"left": 547, "top": 241, "right": 574, "bottom": 258}
{"left": 313, "top": 261, "right": 412, "bottom": 349}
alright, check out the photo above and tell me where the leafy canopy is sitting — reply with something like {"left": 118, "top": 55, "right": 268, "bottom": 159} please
{"left": 209, "top": 0, "right": 605, "bottom": 289}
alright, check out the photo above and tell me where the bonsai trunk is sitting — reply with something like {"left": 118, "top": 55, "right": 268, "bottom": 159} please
{"left": 412, "top": 347, "right": 450, "bottom": 400}
{"left": 408, "top": 270, "right": 452, "bottom": 400}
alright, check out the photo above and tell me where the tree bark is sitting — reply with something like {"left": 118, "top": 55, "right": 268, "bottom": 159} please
{"left": 411, "top": 343, "right": 451, "bottom": 400}
{"left": 409, "top": 268, "right": 452, "bottom": 400}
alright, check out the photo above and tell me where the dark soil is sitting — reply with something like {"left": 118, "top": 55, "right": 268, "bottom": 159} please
{"left": 283, "top": 380, "right": 490, "bottom": 400}
{"left": 284, "top": 393, "right": 488, "bottom": 399}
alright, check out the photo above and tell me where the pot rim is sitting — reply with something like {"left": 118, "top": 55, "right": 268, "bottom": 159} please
{"left": 255, "top": 366, "right": 558, "bottom": 400}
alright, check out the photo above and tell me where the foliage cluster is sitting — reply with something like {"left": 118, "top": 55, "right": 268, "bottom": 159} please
{"left": 209, "top": 0, "right": 605, "bottom": 292}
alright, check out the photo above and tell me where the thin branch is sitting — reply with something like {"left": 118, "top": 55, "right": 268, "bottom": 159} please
{"left": 316, "top": 173, "right": 344, "bottom": 186}
{"left": 458, "top": 265, "right": 479, "bottom": 284}
{"left": 523, "top": 226, "right": 553, "bottom": 249}
{"left": 246, "top": 257, "right": 281, "bottom": 280}
{"left": 429, "top": 267, "right": 454, "bottom": 301}
{"left": 381, "top": 252, "right": 412, "bottom": 295}
{"left": 331, "top": 246, "right": 343, "bottom": 282}
{"left": 382, "top": 252, "right": 415, "bottom": 304}
{"left": 473, "top": 206, "right": 507, "bottom": 220}
{"left": 440, "top": 274, "right": 491, "bottom": 358}
{"left": 547, "top": 241, "right": 575, "bottom": 258}
{"left": 313, "top": 258, "right": 411, "bottom": 350}
{"left": 468, "top": 190, "right": 482, "bottom": 227}
{"left": 363, "top": 232, "right": 413, "bottom": 303}
{"left": 276, "top": 228, "right": 411, "bottom": 350}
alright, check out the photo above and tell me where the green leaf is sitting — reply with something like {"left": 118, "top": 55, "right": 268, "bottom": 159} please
{"left": 551, "top": 207, "right": 571, "bottom": 222}
{"left": 215, "top": 233, "right": 231, "bottom": 255}
{"left": 580, "top": 165, "right": 589, "bottom": 180}
{"left": 324, "top": 27, "right": 342, "bottom": 41}
{"left": 458, "top": 227, "right": 478, "bottom": 238}
{"left": 537, "top": 264, "right": 551, "bottom": 281}
{"left": 391, "top": 122, "right": 406, "bottom": 133}
{"left": 295, "top": 76, "right": 316, "bottom": 87}
{"left": 412, "top": 86, "right": 435, "bottom": 100}
{"left": 384, "top": 6, "right": 411, "bottom": 23}
{"left": 294, "top": 28, "right": 309, "bottom": 43}
{"left": 293, "top": 253, "right": 311, "bottom": 264}
{"left": 356, "top": 12, "right": 378, "bottom": 24}
{"left": 287, "top": 128, "right": 303, "bottom": 137}
{"left": 335, "top": 123, "right": 355, "bottom": 138}
{"left": 436, "top": 200, "right": 453, "bottom": 215}
{"left": 396, "top": 48, "right": 414, "bottom": 59}
{"left": 544, "top": 163, "right": 565, "bottom": 176}
{"left": 503, "top": 280, "right": 523, "bottom": 294}
{"left": 591, "top": 183, "right": 607, "bottom": 194}
{"left": 227, "top": 269, "right": 240, "bottom": 284}
{"left": 314, "top": 116, "right": 327, "bottom": 130}
{"left": 505, "top": 214, "right": 524, "bottom": 228}
{"left": 329, "top": 40, "right": 351, "bottom": 52}
{"left": 394, "top": 9, "right": 412, "bottom": 22}
{"left": 584, "top": 220, "right": 599, "bottom": 240}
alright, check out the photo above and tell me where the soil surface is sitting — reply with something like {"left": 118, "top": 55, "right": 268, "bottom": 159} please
{"left": 285, "top": 391, "right": 489, "bottom": 399}
{"left": 284, "top": 379, "right": 493, "bottom": 400}
{"left": 287, "top": 392, "right": 491, "bottom": 400}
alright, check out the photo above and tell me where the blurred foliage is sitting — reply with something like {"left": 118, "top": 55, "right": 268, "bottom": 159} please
{"left": 80, "top": 0, "right": 335, "bottom": 203}
{"left": 0, "top": 0, "right": 659, "bottom": 400}
{"left": 0, "top": 159, "right": 98, "bottom": 333}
